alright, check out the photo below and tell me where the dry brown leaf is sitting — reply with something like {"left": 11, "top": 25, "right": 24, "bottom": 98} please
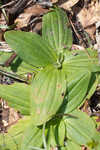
{"left": 51, "top": 0, "right": 58, "bottom": 3}
{"left": 77, "top": 1, "right": 100, "bottom": 39}
{"left": 81, "top": 145, "right": 89, "bottom": 150}
{"left": 0, "top": 13, "right": 6, "bottom": 41}
{"left": 77, "top": 2, "right": 100, "bottom": 28}
{"left": 8, "top": 108, "right": 20, "bottom": 126}
{"left": 60, "top": 0, "right": 80, "bottom": 10}
{"left": 15, "top": 5, "right": 48, "bottom": 30}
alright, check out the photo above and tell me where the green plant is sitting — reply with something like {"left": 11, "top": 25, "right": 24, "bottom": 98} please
{"left": 0, "top": 7, "right": 100, "bottom": 150}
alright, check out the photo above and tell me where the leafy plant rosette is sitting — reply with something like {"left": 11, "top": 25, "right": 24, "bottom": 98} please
{"left": 0, "top": 7, "right": 100, "bottom": 150}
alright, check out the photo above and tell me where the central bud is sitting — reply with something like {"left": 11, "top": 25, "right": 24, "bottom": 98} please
{"left": 55, "top": 52, "right": 64, "bottom": 69}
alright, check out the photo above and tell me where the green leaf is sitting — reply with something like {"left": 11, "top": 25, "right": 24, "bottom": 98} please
{"left": 66, "top": 140, "right": 81, "bottom": 150}
{"left": 66, "top": 71, "right": 91, "bottom": 113}
{"left": 47, "top": 120, "right": 66, "bottom": 149}
{"left": 64, "top": 140, "right": 81, "bottom": 150}
{"left": 57, "top": 120, "right": 66, "bottom": 146}
{"left": 46, "top": 125, "right": 57, "bottom": 149}
{"left": 59, "top": 48, "right": 100, "bottom": 113}
{"left": 31, "top": 65, "right": 67, "bottom": 125}
{"left": 0, "top": 116, "right": 31, "bottom": 150}
{"left": 0, "top": 51, "right": 37, "bottom": 82}
{"left": 63, "top": 49, "right": 100, "bottom": 73}
{"left": 86, "top": 74, "right": 99, "bottom": 100}
{"left": 92, "top": 132, "right": 100, "bottom": 150}
{"left": 60, "top": 147, "right": 67, "bottom": 150}
{"left": 68, "top": 48, "right": 98, "bottom": 58}
{"left": 0, "top": 51, "right": 38, "bottom": 74}
{"left": 65, "top": 110, "right": 98, "bottom": 148}
{"left": 21, "top": 123, "right": 43, "bottom": 150}
{"left": 42, "top": 8, "right": 72, "bottom": 52}
{"left": 0, "top": 51, "right": 12, "bottom": 65}
{"left": 5, "top": 31, "right": 57, "bottom": 67}
{"left": 59, "top": 70, "right": 91, "bottom": 113}
{"left": 0, "top": 53, "right": 39, "bottom": 83}
{"left": 9, "top": 56, "right": 39, "bottom": 75}
{"left": 0, "top": 83, "right": 30, "bottom": 115}
{"left": 59, "top": 140, "right": 81, "bottom": 150}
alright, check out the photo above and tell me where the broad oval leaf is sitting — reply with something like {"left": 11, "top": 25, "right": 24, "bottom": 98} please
{"left": 59, "top": 48, "right": 100, "bottom": 113}
{"left": 66, "top": 71, "right": 91, "bottom": 113}
{"left": 30, "top": 65, "right": 67, "bottom": 125}
{"left": 65, "top": 110, "right": 98, "bottom": 148}
{"left": 0, "top": 83, "right": 30, "bottom": 115}
{"left": 21, "top": 123, "right": 43, "bottom": 150}
{"left": 59, "top": 70, "right": 91, "bottom": 113}
{"left": 5, "top": 31, "right": 57, "bottom": 67}
{"left": 42, "top": 8, "right": 72, "bottom": 52}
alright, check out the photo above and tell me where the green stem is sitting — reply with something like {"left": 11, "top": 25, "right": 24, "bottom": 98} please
{"left": 43, "top": 123, "right": 47, "bottom": 150}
